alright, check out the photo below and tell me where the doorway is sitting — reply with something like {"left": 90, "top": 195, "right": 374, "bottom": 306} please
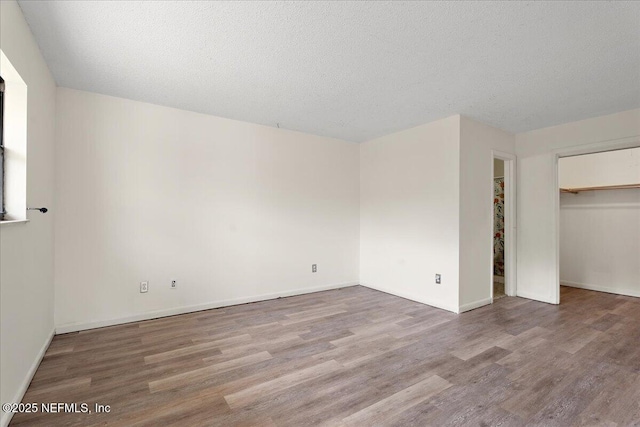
{"left": 557, "top": 147, "right": 640, "bottom": 302}
{"left": 491, "top": 151, "right": 516, "bottom": 301}
{"left": 493, "top": 158, "right": 506, "bottom": 299}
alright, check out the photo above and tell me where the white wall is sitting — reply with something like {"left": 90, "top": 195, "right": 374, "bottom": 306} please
{"left": 54, "top": 88, "right": 360, "bottom": 332}
{"left": 359, "top": 115, "right": 460, "bottom": 312}
{"left": 494, "top": 158, "right": 504, "bottom": 178}
{"left": 0, "top": 1, "right": 57, "bottom": 426}
{"left": 559, "top": 149, "right": 640, "bottom": 297}
{"left": 459, "top": 117, "right": 515, "bottom": 310}
{"left": 559, "top": 148, "right": 640, "bottom": 188}
{"left": 516, "top": 109, "right": 640, "bottom": 304}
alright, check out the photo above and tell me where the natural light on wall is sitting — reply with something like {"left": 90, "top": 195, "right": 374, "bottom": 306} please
{"left": 0, "top": 50, "right": 27, "bottom": 222}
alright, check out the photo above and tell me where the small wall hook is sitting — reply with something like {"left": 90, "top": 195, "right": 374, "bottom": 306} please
{"left": 27, "top": 207, "right": 48, "bottom": 213}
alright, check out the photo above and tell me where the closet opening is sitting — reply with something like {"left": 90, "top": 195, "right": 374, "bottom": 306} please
{"left": 557, "top": 147, "right": 640, "bottom": 303}
{"left": 491, "top": 151, "right": 516, "bottom": 302}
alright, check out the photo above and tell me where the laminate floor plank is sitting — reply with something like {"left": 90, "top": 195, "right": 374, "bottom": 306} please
{"left": 224, "top": 360, "right": 342, "bottom": 409}
{"left": 341, "top": 375, "right": 452, "bottom": 426}
{"left": 10, "top": 285, "right": 640, "bottom": 426}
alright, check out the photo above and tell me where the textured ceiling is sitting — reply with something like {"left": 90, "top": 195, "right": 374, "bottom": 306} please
{"left": 17, "top": 1, "right": 640, "bottom": 142}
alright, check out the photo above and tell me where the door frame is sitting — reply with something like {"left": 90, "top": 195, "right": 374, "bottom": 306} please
{"left": 491, "top": 150, "right": 517, "bottom": 300}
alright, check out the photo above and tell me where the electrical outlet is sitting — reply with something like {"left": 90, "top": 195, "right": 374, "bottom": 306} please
{"left": 140, "top": 281, "right": 149, "bottom": 293}
{"left": 312, "top": 264, "right": 317, "bottom": 273}
{"left": 171, "top": 280, "right": 177, "bottom": 289}
{"left": 435, "top": 274, "right": 441, "bottom": 284}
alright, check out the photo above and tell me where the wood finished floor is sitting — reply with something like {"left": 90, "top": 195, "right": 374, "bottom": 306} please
{"left": 493, "top": 280, "right": 506, "bottom": 300}
{"left": 11, "top": 285, "right": 640, "bottom": 426}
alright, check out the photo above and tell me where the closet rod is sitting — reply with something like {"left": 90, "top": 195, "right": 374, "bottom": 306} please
{"left": 560, "top": 183, "right": 640, "bottom": 194}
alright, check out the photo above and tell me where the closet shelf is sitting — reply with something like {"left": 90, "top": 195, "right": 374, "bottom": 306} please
{"left": 560, "top": 183, "right": 640, "bottom": 194}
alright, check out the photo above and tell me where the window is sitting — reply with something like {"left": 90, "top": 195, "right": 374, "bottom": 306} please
{"left": 1, "top": 76, "right": 5, "bottom": 219}
{"left": 0, "top": 51, "right": 27, "bottom": 222}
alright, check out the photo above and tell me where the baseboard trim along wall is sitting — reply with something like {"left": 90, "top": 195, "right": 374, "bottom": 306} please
{"left": 359, "top": 282, "right": 459, "bottom": 314}
{"left": 1, "top": 328, "right": 55, "bottom": 427}
{"left": 561, "top": 281, "right": 640, "bottom": 298}
{"left": 458, "top": 298, "right": 492, "bottom": 313}
{"left": 55, "top": 282, "right": 359, "bottom": 334}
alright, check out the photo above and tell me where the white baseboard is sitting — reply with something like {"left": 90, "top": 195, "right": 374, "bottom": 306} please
{"left": 459, "top": 298, "right": 492, "bottom": 313}
{"left": 516, "top": 289, "right": 557, "bottom": 304}
{"left": 359, "top": 282, "right": 459, "bottom": 314}
{"left": 561, "top": 281, "right": 640, "bottom": 298}
{"left": 1, "top": 328, "right": 55, "bottom": 427}
{"left": 55, "top": 282, "right": 358, "bottom": 334}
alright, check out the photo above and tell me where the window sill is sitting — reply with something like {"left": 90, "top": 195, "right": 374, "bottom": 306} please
{"left": 0, "top": 219, "right": 30, "bottom": 226}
